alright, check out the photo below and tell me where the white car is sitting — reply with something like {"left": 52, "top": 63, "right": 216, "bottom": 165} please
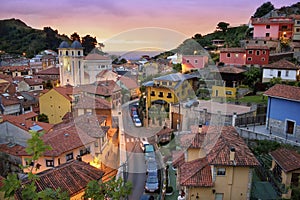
{"left": 134, "top": 117, "right": 142, "bottom": 127}
{"left": 140, "top": 139, "right": 149, "bottom": 151}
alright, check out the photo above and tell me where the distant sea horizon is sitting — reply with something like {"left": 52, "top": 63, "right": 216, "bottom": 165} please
{"left": 106, "top": 50, "right": 169, "bottom": 60}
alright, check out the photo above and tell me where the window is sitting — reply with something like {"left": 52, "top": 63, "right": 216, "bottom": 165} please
{"left": 72, "top": 51, "right": 74, "bottom": 56}
{"left": 278, "top": 71, "right": 281, "bottom": 77}
{"left": 225, "top": 91, "right": 232, "bottom": 95}
{"left": 66, "top": 51, "right": 69, "bottom": 56}
{"left": 186, "top": 60, "right": 189, "bottom": 63}
{"left": 158, "top": 92, "right": 163, "bottom": 97}
{"left": 256, "top": 50, "right": 260, "bottom": 56}
{"left": 286, "top": 70, "right": 289, "bottom": 77}
{"left": 264, "top": 41, "right": 267, "bottom": 44}
{"left": 255, "top": 40, "right": 258, "bottom": 44}
{"left": 66, "top": 152, "right": 74, "bottom": 161}
{"left": 78, "top": 51, "right": 81, "bottom": 56}
{"left": 150, "top": 91, "right": 155, "bottom": 96}
{"left": 167, "top": 93, "right": 172, "bottom": 98}
{"left": 248, "top": 50, "right": 253, "bottom": 54}
{"left": 270, "top": 69, "right": 273, "bottom": 76}
{"left": 168, "top": 82, "right": 172, "bottom": 86}
{"left": 281, "top": 25, "right": 288, "bottom": 30}
{"left": 162, "top": 81, "right": 167, "bottom": 86}
{"left": 215, "top": 193, "right": 224, "bottom": 200}
{"left": 195, "top": 60, "right": 198, "bottom": 64}
{"left": 46, "top": 159, "right": 54, "bottom": 167}
{"left": 266, "top": 33, "right": 270, "bottom": 37}
{"left": 94, "top": 142, "right": 98, "bottom": 147}
{"left": 297, "top": 28, "right": 300, "bottom": 33}
{"left": 235, "top": 53, "right": 239, "bottom": 58}
{"left": 226, "top": 53, "right": 230, "bottom": 58}
{"left": 217, "top": 168, "right": 226, "bottom": 176}
{"left": 262, "top": 50, "right": 266, "bottom": 54}
{"left": 80, "top": 147, "right": 91, "bottom": 156}
{"left": 39, "top": 85, "right": 42, "bottom": 89}
{"left": 247, "top": 57, "right": 252, "bottom": 61}
{"left": 246, "top": 41, "right": 249, "bottom": 44}
{"left": 266, "top": 24, "right": 270, "bottom": 29}
{"left": 261, "top": 57, "right": 265, "bottom": 61}
{"left": 297, "top": 20, "right": 300, "bottom": 25}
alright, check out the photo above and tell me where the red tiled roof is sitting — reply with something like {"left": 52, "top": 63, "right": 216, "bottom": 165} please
{"left": 180, "top": 157, "right": 213, "bottom": 187}
{"left": 218, "top": 66, "right": 246, "bottom": 74}
{"left": 0, "top": 143, "right": 27, "bottom": 156}
{"left": 251, "top": 17, "right": 294, "bottom": 25}
{"left": 15, "top": 160, "right": 104, "bottom": 199}
{"left": 245, "top": 46, "right": 269, "bottom": 50}
{"left": 156, "top": 127, "right": 173, "bottom": 136}
{"left": 24, "top": 78, "right": 44, "bottom": 86}
{"left": 96, "top": 69, "right": 118, "bottom": 78}
{"left": 270, "top": 148, "right": 300, "bottom": 172}
{"left": 263, "top": 59, "right": 299, "bottom": 70}
{"left": 36, "top": 67, "right": 59, "bottom": 75}
{"left": 74, "top": 95, "right": 111, "bottom": 110}
{"left": 118, "top": 76, "right": 139, "bottom": 90}
{"left": 74, "top": 80, "right": 121, "bottom": 96}
{"left": 264, "top": 84, "right": 300, "bottom": 102}
{"left": 53, "top": 86, "right": 74, "bottom": 101}
{"left": 0, "top": 65, "right": 30, "bottom": 72}
{"left": 220, "top": 48, "right": 245, "bottom": 53}
{"left": 172, "top": 151, "right": 185, "bottom": 168}
{"left": 204, "top": 126, "right": 259, "bottom": 167}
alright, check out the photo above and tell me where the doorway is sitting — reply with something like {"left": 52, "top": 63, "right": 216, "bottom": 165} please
{"left": 286, "top": 120, "right": 295, "bottom": 135}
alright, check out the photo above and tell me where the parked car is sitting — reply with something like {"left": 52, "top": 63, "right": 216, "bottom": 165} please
{"left": 145, "top": 151, "right": 156, "bottom": 162}
{"left": 145, "top": 174, "right": 159, "bottom": 193}
{"left": 134, "top": 117, "right": 142, "bottom": 127}
{"left": 140, "top": 139, "right": 149, "bottom": 151}
{"left": 144, "top": 144, "right": 154, "bottom": 153}
{"left": 131, "top": 110, "right": 138, "bottom": 118}
{"left": 146, "top": 158, "right": 158, "bottom": 174}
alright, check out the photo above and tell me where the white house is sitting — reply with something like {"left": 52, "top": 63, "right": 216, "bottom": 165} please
{"left": 262, "top": 59, "right": 300, "bottom": 83}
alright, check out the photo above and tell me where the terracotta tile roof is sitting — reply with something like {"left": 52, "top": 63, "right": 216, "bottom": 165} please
{"left": 203, "top": 126, "right": 259, "bottom": 167}
{"left": 172, "top": 151, "right": 185, "bottom": 168}
{"left": 118, "top": 76, "right": 139, "bottom": 90}
{"left": 220, "top": 48, "right": 245, "bottom": 53}
{"left": 0, "top": 65, "right": 30, "bottom": 72}
{"left": 179, "top": 157, "right": 213, "bottom": 187}
{"left": 15, "top": 160, "right": 104, "bottom": 199}
{"left": 264, "top": 84, "right": 300, "bottom": 102}
{"left": 74, "top": 95, "right": 111, "bottom": 110}
{"left": 251, "top": 17, "right": 294, "bottom": 25}
{"left": 156, "top": 126, "right": 174, "bottom": 136}
{"left": 218, "top": 66, "right": 246, "bottom": 74}
{"left": 96, "top": 69, "right": 118, "bottom": 78}
{"left": 36, "top": 67, "right": 59, "bottom": 75}
{"left": 270, "top": 148, "right": 300, "bottom": 172}
{"left": 245, "top": 46, "right": 269, "bottom": 50}
{"left": 24, "top": 78, "right": 44, "bottom": 86}
{"left": 85, "top": 53, "right": 111, "bottom": 60}
{"left": 1, "top": 96, "right": 20, "bottom": 106}
{"left": 263, "top": 59, "right": 299, "bottom": 70}
{"left": 42, "top": 114, "right": 108, "bottom": 156}
{"left": 74, "top": 80, "right": 121, "bottom": 96}
{"left": 0, "top": 143, "right": 27, "bottom": 156}
{"left": 53, "top": 86, "right": 74, "bottom": 101}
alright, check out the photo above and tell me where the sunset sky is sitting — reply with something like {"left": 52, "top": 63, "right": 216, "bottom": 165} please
{"left": 0, "top": 0, "right": 299, "bottom": 52}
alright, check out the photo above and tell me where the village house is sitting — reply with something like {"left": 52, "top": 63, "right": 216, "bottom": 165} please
{"left": 269, "top": 148, "right": 300, "bottom": 199}
{"left": 219, "top": 48, "right": 246, "bottom": 66}
{"left": 264, "top": 84, "right": 300, "bottom": 139}
{"left": 173, "top": 126, "right": 259, "bottom": 200}
{"left": 262, "top": 59, "right": 300, "bottom": 82}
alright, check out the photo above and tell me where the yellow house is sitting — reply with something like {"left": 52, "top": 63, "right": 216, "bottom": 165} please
{"left": 144, "top": 72, "right": 198, "bottom": 109}
{"left": 14, "top": 160, "right": 104, "bottom": 200}
{"left": 212, "top": 85, "right": 237, "bottom": 98}
{"left": 269, "top": 148, "right": 300, "bottom": 199}
{"left": 173, "top": 126, "right": 259, "bottom": 200}
{"left": 39, "top": 86, "right": 74, "bottom": 124}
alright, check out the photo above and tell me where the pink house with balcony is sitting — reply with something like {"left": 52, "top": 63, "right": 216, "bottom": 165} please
{"left": 219, "top": 48, "right": 246, "bottom": 66}
{"left": 251, "top": 17, "right": 294, "bottom": 41}
{"left": 181, "top": 55, "right": 208, "bottom": 73}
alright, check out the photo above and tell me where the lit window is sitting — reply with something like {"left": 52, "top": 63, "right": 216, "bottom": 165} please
{"left": 235, "top": 54, "right": 239, "bottom": 58}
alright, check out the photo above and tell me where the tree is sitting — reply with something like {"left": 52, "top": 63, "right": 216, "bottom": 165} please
{"left": 216, "top": 22, "right": 230, "bottom": 33}
{"left": 38, "top": 113, "right": 49, "bottom": 123}
{"left": 84, "top": 177, "right": 132, "bottom": 200}
{"left": 243, "top": 66, "right": 261, "bottom": 94}
{"left": 253, "top": 2, "right": 274, "bottom": 18}
{"left": 81, "top": 35, "right": 97, "bottom": 55}
{"left": 70, "top": 32, "right": 80, "bottom": 42}
{"left": 172, "top": 63, "right": 182, "bottom": 72}
{"left": 269, "top": 77, "right": 282, "bottom": 87}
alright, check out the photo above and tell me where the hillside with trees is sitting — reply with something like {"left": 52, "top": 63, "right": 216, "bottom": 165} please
{"left": 0, "top": 18, "right": 99, "bottom": 58}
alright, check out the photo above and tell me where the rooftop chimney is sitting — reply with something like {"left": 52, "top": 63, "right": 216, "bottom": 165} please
{"left": 230, "top": 147, "right": 235, "bottom": 162}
